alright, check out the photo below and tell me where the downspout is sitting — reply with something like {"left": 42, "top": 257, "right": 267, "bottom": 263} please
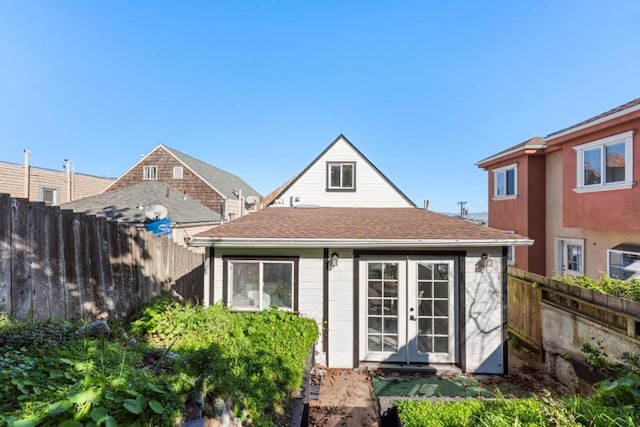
{"left": 23, "top": 149, "right": 30, "bottom": 199}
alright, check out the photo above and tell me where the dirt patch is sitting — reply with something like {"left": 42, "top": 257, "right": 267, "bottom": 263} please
{"left": 308, "top": 368, "right": 380, "bottom": 427}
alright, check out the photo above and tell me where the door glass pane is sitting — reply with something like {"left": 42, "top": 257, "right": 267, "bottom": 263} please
{"left": 384, "top": 281, "right": 398, "bottom": 297}
{"left": 384, "top": 318, "right": 398, "bottom": 334}
{"left": 434, "top": 318, "right": 448, "bottom": 335}
{"left": 231, "top": 262, "right": 260, "bottom": 309}
{"left": 418, "top": 336, "right": 432, "bottom": 353}
{"left": 416, "top": 262, "right": 451, "bottom": 356}
{"left": 418, "top": 263, "right": 432, "bottom": 280}
{"left": 368, "top": 317, "right": 382, "bottom": 334}
{"left": 434, "top": 264, "right": 448, "bottom": 280}
{"left": 606, "top": 142, "right": 625, "bottom": 183}
{"left": 367, "top": 262, "right": 399, "bottom": 353}
{"left": 368, "top": 263, "right": 382, "bottom": 279}
{"left": 418, "top": 318, "right": 432, "bottom": 334}
{"left": 584, "top": 147, "right": 602, "bottom": 185}
{"left": 383, "top": 336, "right": 398, "bottom": 352}
{"left": 418, "top": 300, "right": 432, "bottom": 316}
{"left": 434, "top": 300, "right": 448, "bottom": 316}
{"left": 434, "top": 337, "right": 449, "bottom": 353}
{"left": 368, "top": 337, "right": 382, "bottom": 352}
{"left": 434, "top": 282, "right": 448, "bottom": 298}
{"left": 418, "top": 282, "right": 431, "bottom": 298}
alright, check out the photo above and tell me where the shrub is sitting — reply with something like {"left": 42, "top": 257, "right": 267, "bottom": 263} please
{"left": 556, "top": 274, "right": 640, "bottom": 303}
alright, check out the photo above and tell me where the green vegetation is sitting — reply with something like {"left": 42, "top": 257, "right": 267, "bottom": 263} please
{"left": 555, "top": 274, "right": 640, "bottom": 303}
{"left": 395, "top": 351, "right": 640, "bottom": 427}
{"left": 0, "top": 297, "right": 318, "bottom": 426}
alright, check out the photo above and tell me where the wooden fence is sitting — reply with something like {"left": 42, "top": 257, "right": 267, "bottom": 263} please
{"left": 508, "top": 267, "right": 640, "bottom": 360}
{"left": 0, "top": 193, "right": 204, "bottom": 321}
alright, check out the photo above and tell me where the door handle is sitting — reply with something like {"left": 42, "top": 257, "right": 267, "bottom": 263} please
{"left": 409, "top": 315, "right": 416, "bottom": 321}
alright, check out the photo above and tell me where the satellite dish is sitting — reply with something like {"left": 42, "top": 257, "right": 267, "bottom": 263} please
{"left": 245, "top": 195, "right": 259, "bottom": 206}
{"left": 145, "top": 204, "right": 168, "bottom": 220}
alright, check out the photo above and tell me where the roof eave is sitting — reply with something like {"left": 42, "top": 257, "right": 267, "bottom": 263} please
{"left": 187, "top": 237, "right": 534, "bottom": 248}
{"left": 476, "top": 144, "right": 546, "bottom": 168}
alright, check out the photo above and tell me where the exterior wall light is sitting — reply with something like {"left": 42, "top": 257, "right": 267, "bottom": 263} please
{"left": 330, "top": 252, "right": 339, "bottom": 269}
{"left": 481, "top": 253, "right": 493, "bottom": 269}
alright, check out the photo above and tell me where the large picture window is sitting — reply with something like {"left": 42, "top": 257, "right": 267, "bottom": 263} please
{"left": 493, "top": 164, "right": 517, "bottom": 199}
{"left": 327, "top": 162, "right": 355, "bottom": 190}
{"left": 608, "top": 244, "right": 640, "bottom": 280}
{"left": 227, "top": 259, "right": 296, "bottom": 311}
{"left": 574, "top": 131, "right": 633, "bottom": 192}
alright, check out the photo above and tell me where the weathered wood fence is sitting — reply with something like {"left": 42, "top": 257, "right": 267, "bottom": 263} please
{"left": 508, "top": 267, "right": 640, "bottom": 379}
{"left": 0, "top": 193, "right": 204, "bottom": 321}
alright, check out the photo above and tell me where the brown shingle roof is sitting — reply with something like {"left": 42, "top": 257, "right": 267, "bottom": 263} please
{"left": 194, "top": 207, "right": 526, "bottom": 241}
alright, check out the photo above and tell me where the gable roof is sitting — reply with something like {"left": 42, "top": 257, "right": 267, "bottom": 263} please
{"left": 263, "top": 134, "right": 416, "bottom": 207}
{"left": 476, "top": 137, "right": 545, "bottom": 168}
{"left": 62, "top": 181, "right": 221, "bottom": 225}
{"left": 190, "top": 207, "right": 531, "bottom": 248}
{"left": 105, "top": 144, "right": 261, "bottom": 200}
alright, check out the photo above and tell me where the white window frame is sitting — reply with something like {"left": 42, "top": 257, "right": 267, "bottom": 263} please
{"left": 573, "top": 130, "right": 634, "bottom": 193}
{"left": 492, "top": 163, "right": 518, "bottom": 200}
{"left": 555, "top": 237, "right": 585, "bottom": 276}
{"left": 607, "top": 245, "right": 640, "bottom": 280}
{"left": 327, "top": 162, "right": 356, "bottom": 190}
{"left": 143, "top": 165, "right": 158, "bottom": 180}
{"left": 39, "top": 186, "right": 59, "bottom": 206}
{"left": 173, "top": 166, "right": 183, "bottom": 179}
{"left": 227, "top": 259, "right": 295, "bottom": 311}
{"left": 502, "top": 230, "right": 516, "bottom": 265}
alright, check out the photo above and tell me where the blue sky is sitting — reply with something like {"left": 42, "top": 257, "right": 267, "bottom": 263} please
{"left": 2, "top": 1, "right": 640, "bottom": 213}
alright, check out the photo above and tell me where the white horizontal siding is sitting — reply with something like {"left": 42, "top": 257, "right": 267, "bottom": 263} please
{"left": 464, "top": 248, "right": 505, "bottom": 374}
{"left": 327, "top": 249, "right": 355, "bottom": 368}
{"left": 278, "top": 137, "right": 412, "bottom": 207}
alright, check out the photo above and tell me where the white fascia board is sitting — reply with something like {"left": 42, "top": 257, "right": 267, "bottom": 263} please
{"left": 476, "top": 144, "right": 546, "bottom": 168}
{"left": 187, "top": 237, "right": 534, "bottom": 248}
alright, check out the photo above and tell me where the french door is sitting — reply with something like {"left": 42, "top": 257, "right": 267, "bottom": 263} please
{"left": 360, "top": 258, "right": 456, "bottom": 364}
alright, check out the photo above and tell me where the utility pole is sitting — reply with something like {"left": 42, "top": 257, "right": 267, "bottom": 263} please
{"left": 457, "top": 201, "right": 467, "bottom": 219}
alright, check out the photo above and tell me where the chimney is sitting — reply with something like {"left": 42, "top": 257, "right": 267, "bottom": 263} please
{"left": 423, "top": 200, "right": 430, "bottom": 210}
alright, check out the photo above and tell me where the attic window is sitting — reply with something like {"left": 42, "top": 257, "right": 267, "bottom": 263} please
{"left": 173, "top": 166, "right": 183, "bottom": 179}
{"left": 143, "top": 166, "right": 157, "bottom": 180}
{"left": 327, "top": 162, "right": 355, "bottom": 191}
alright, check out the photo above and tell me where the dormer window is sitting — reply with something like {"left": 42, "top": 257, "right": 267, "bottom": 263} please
{"left": 327, "top": 162, "right": 355, "bottom": 191}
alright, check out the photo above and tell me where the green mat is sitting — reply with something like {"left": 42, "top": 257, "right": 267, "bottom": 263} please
{"left": 373, "top": 375, "right": 498, "bottom": 398}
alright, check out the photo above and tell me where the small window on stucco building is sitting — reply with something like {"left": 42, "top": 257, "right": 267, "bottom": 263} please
{"left": 493, "top": 164, "right": 517, "bottom": 199}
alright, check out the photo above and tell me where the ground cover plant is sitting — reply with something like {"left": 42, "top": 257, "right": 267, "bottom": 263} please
{"left": 555, "top": 274, "right": 640, "bottom": 303}
{"left": 395, "top": 362, "right": 640, "bottom": 427}
{"left": 0, "top": 297, "right": 318, "bottom": 426}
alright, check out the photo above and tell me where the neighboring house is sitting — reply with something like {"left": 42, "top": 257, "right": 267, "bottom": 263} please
{"left": 477, "top": 97, "right": 640, "bottom": 280}
{"left": 62, "top": 181, "right": 221, "bottom": 246}
{"left": 0, "top": 158, "right": 113, "bottom": 206}
{"left": 261, "top": 134, "right": 415, "bottom": 208}
{"left": 189, "top": 135, "right": 532, "bottom": 374}
{"left": 106, "top": 144, "right": 261, "bottom": 221}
